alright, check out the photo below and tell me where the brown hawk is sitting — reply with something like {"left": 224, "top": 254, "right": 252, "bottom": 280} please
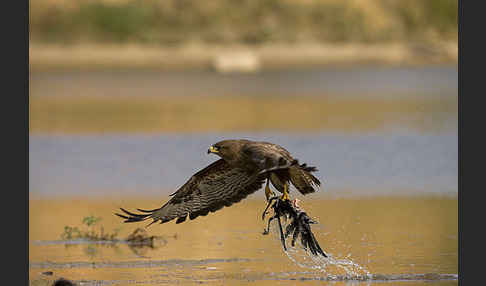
{"left": 116, "top": 139, "right": 321, "bottom": 226}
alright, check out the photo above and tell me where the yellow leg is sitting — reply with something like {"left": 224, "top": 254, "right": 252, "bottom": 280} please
{"left": 265, "top": 179, "right": 275, "bottom": 201}
{"left": 281, "top": 182, "right": 290, "bottom": 201}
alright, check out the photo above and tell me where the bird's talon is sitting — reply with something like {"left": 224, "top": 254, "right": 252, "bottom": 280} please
{"left": 266, "top": 191, "right": 276, "bottom": 202}
{"left": 281, "top": 182, "right": 290, "bottom": 201}
{"left": 264, "top": 179, "right": 276, "bottom": 202}
{"left": 262, "top": 211, "right": 268, "bottom": 221}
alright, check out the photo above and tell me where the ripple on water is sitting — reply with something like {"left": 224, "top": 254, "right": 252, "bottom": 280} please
{"left": 30, "top": 239, "right": 458, "bottom": 284}
{"left": 266, "top": 214, "right": 371, "bottom": 278}
{"left": 263, "top": 219, "right": 457, "bottom": 283}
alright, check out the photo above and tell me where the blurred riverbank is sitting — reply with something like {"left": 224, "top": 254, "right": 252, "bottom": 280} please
{"left": 29, "top": 0, "right": 457, "bottom": 71}
{"left": 29, "top": 42, "right": 457, "bottom": 71}
{"left": 30, "top": 0, "right": 457, "bottom": 47}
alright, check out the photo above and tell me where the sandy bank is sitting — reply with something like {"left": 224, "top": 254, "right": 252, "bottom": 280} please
{"left": 29, "top": 42, "right": 457, "bottom": 72}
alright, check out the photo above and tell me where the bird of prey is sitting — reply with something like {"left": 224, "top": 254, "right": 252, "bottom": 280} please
{"left": 116, "top": 139, "right": 321, "bottom": 226}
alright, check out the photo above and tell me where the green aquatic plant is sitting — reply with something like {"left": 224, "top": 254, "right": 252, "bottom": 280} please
{"left": 60, "top": 226, "right": 81, "bottom": 240}
{"left": 82, "top": 215, "right": 101, "bottom": 227}
{"left": 61, "top": 216, "right": 120, "bottom": 241}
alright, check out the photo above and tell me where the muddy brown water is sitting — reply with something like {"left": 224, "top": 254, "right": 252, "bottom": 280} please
{"left": 29, "top": 196, "right": 457, "bottom": 285}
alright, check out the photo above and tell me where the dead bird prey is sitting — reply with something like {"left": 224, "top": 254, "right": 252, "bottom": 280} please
{"left": 116, "top": 139, "right": 321, "bottom": 229}
{"left": 262, "top": 197, "right": 327, "bottom": 257}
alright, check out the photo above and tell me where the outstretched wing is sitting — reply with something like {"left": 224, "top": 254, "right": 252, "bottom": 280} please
{"left": 116, "top": 159, "right": 266, "bottom": 226}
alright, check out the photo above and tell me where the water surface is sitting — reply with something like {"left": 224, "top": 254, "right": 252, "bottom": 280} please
{"left": 29, "top": 197, "right": 458, "bottom": 285}
{"left": 29, "top": 65, "right": 458, "bottom": 285}
{"left": 30, "top": 65, "right": 457, "bottom": 98}
{"left": 29, "top": 131, "right": 457, "bottom": 198}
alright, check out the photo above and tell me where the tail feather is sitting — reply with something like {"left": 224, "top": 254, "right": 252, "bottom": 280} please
{"left": 289, "top": 163, "right": 322, "bottom": 195}
{"left": 299, "top": 163, "right": 318, "bottom": 173}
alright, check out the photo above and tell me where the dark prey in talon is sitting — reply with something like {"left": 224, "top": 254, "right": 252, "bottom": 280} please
{"left": 115, "top": 139, "right": 322, "bottom": 230}
{"left": 264, "top": 197, "right": 328, "bottom": 257}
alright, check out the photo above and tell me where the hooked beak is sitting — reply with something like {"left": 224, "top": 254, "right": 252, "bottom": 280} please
{"left": 207, "top": 146, "right": 219, "bottom": 154}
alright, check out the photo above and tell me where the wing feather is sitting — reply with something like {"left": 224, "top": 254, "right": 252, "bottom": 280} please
{"left": 242, "top": 142, "right": 298, "bottom": 174}
{"left": 115, "top": 159, "right": 265, "bottom": 225}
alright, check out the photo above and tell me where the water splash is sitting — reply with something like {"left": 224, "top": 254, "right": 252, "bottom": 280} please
{"left": 267, "top": 216, "right": 371, "bottom": 279}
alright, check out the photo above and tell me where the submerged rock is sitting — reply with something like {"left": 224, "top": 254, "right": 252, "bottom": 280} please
{"left": 53, "top": 278, "right": 75, "bottom": 286}
{"left": 126, "top": 228, "right": 166, "bottom": 247}
{"left": 125, "top": 228, "right": 168, "bottom": 257}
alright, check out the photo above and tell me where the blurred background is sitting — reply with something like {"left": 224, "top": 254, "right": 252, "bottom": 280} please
{"left": 29, "top": 0, "right": 458, "bottom": 198}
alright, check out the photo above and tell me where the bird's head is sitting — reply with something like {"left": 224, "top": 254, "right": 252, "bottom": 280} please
{"left": 207, "top": 139, "right": 245, "bottom": 161}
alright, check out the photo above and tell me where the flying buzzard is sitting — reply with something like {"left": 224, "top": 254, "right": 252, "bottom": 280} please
{"left": 116, "top": 139, "right": 321, "bottom": 226}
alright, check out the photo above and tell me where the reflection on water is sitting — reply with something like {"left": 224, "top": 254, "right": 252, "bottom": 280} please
{"left": 29, "top": 131, "right": 457, "bottom": 198}
{"left": 30, "top": 197, "right": 457, "bottom": 285}
{"left": 30, "top": 66, "right": 457, "bottom": 98}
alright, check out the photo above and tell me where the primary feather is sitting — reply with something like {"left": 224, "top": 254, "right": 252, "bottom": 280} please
{"left": 116, "top": 159, "right": 266, "bottom": 225}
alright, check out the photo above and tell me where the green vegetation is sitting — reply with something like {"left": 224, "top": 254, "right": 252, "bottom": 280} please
{"left": 61, "top": 215, "right": 121, "bottom": 241}
{"left": 30, "top": 0, "right": 457, "bottom": 46}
